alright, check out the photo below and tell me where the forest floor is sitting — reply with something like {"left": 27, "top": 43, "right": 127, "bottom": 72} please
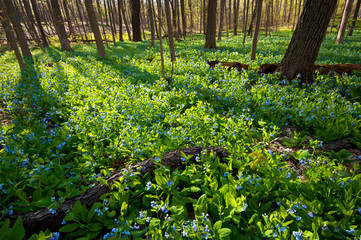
{"left": 1, "top": 31, "right": 361, "bottom": 239}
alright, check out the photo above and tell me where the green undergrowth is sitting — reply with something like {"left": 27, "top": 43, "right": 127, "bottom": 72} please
{"left": 0, "top": 31, "right": 361, "bottom": 239}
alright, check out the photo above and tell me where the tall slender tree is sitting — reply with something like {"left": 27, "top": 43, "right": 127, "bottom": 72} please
{"left": 156, "top": 0, "right": 165, "bottom": 78}
{"left": 348, "top": 0, "right": 361, "bottom": 36}
{"left": 180, "top": 0, "right": 186, "bottom": 38}
{"left": 84, "top": 0, "right": 106, "bottom": 57}
{"left": 277, "top": 0, "right": 337, "bottom": 84}
{"left": 217, "top": 0, "right": 226, "bottom": 41}
{"left": 30, "top": 0, "right": 49, "bottom": 48}
{"left": 3, "top": 0, "right": 33, "bottom": 58}
{"left": 62, "top": 0, "right": 76, "bottom": 39}
{"left": 250, "top": 0, "right": 263, "bottom": 60}
{"left": 164, "top": 0, "right": 176, "bottom": 61}
{"left": 50, "top": 0, "right": 73, "bottom": 51}
{"left": 0, "top": 0, "right": 26, "bottom": 70}
{"left": 117, "top": 0, "right": 123, "bottom": 41}
{"left": 204, "top": 0, "right": 217, "bottom": 49}
{"left": 131, "top": 0, "right": 142, "bottom": 41}
{"left": 336, "top": 0, "right": 354, "bottom": 44}
{"left": 242, "top": 0, "right": 249, "bottom": 44}
{"left": 147, "top": 0, "right": 155, "bottom": 45}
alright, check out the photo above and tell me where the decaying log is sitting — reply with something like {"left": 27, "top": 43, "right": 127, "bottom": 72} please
{"left": 314, "top": 64, "right": 361, "bottom": 75}
{"left": 7, "top": 146, "right": 229, "bottom": 238}
{"left": 207, "top": 60, "right": 249, "bottom": 71}
{"left": 319, "top": 137, "right": 355, "bottom": 152}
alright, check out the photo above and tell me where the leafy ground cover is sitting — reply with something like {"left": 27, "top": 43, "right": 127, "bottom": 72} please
{"left": 1, "top": 31, "right": 361, "bottom": 239}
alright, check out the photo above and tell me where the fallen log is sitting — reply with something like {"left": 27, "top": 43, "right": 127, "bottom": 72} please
{"left": 314, "top": 64, "right": 361, "bottom": 75}
{"left": 258, "top": 63, "right": 280, "bottom": 74}
{"left": 6, "top": 146, "right": 229, "bottom": 238}
{"left": 207, "top": 60, "right": 249, "bottom": 71}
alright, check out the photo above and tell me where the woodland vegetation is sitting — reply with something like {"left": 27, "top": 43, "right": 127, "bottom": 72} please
{"left": 1, "top": 0, "right": 361, "bottom": 239}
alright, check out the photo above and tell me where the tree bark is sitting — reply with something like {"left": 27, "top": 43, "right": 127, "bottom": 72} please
{"left": 329, "top": 0, "right": 338, "bottom": 33}
{"left": 96, "top": 0, "right": 108, "bottom": 47}
{"left": 22, "top": 0, "right": 40, "bottom": 42}
{"left": 0, "top": 0, "right": 26, "bottom": 70}
{"left": 250, "top": 0, "right": 262, "bottom": 60}
{"left": 106, "top": 0, "right": 116, "bottom": 45}
{"left": 204, "top": 0, "right": 217, "bottom": 49}
{"left": 156, "top": 0, "right": 165, "bottom": 78}
{"left": 148, "top": 0, "right": 155, "bottom": 45}
{"left": 180, "top": 0, "right": 186, "bottom": 38}
{"left": 131, "top": 0, "right": 142, "bottom": 41}
{"left": 348, "top": 0, "right": 361, "bottom": 36}
{"left": 242, "top": 0, "right": 249, "bottom": 44}
{"left": 6, "top": 146, "right": 229, "bottom": 238}
{"left": 164, "top": 0, "right": 176, "bottom": 61}
{"left": 50, "top": 0, "right": 73, "bottom": 51}
{"left": 30, "top": 0, "right": 49, "bottom": 48}
{"left": 62, "top": 0, "right": 76, "bottom": 39}
{"left": 118, "top": 0, "right": 124, "bottom": 41}
{"left": 3, "top": 0, "right": 33, "bottom": 58}
{"left": 233, "top": 0, "right": 240, "bottom": 35}
{"left": 277, "top": 0, "right": 337, "bottom": 85}
{"left": 84, "top": 0, "right": 106, "bottom": 57}
{"left": 217, "top": 0, "right": 226, "bottom": 41}
{"left": 188, "top": 0, "right": 194, "bottom": 33}
{"left": 336, "top": 0, "right": 354, "bottom": 44}
{"left": 77, "top": 0, "right": 89, "bottom": 40}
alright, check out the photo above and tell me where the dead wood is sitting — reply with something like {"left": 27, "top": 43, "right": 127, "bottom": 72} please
{"left": 6, "top": 146, "right": 229, "bottom": 238}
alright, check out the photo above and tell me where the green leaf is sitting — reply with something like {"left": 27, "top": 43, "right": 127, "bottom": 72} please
{"left": 59, "top": 223, "right": 79, "bottom": 232}
{"left": 87, "top": 223, "right": 103, "bottom": 232}
{"left": 9, "top": 217, "right": 25, "bottom": 240}
{"left": 213, "top": 220, "right": 222, "bottom": 231}
{"left": 64, "top": 212, "right": 75, "bottom": 222}
{"left": 149, "top": 218, "right": 160, "bottom": 229}
{"left": 190, "top": 186, "right": 201, "bottom": 193}
{"left": 0, "top": 219, "right": 10, "bottom": 239}
{"left": 218, "top": 228, "right": 232, "bottom": 239}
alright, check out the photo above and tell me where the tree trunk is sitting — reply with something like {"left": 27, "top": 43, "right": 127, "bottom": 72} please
{"left": 3, "top": 0, "right": 33, "bottom": 58}
{"left": 180, "top": 0, "right": 186, "bottom": 38}
{"left": 30, "top": 0, "right": 49, "bottom": 48}
{"left": 0, "top": 0, "right": 26, "bottom": 70}
{"left": 176, "top": 0, "right": 181, "bottom": 39}
{"left": 336, "top": 0, "right": 354, "bottom": 44}
{"left": 156, "top": 0, "right": 165, "bottom": 78}
{"left": 277, "top": 0, "right": 337, "bottom": 85}
{"left": 217, "top": 0, "right": 226, "bottom": 40}
{"left": 287, "top": 0, "right": 293, "bottom": 23}
{"left": 147, "top": 0, "right": 155, "bottom": 45}
{"left": 120, "top": 0, "right": 131, "bottom": 40}
{"left": 265, "top": 0, "right": 270, "bottom": 37}
{"left": 250, "top": 0, "right": 262, "bottom": 60}
{"left": 247, "top": 0, "right": 257, "bottom": 36}
{"left": 22, "top": 0, "right": 40, "bottom": 41}
{"left": 62, "top": 0, "right": 76, "bottom": 39}
{"left": 188, "top": 0, "right": 194, "bottom": 32}
{"left": 50, "top": 0, "right": 73, "bottom": 51}
{"left": 84, "top": 0, "right": 106, "bottom": 57}
{"left": 329, "top": 0, "right": 338, "bottom": 33}
{"left": 228, "top": 0, "right": 232, "bottom": 32}
{"left": 233, "top": 0, "right": 240, "bottom": 35}
{"left": 117, "top": 0, "right": 123, "bottom": 41}
{"left": 110, "top": 0, "right": 117, "bottom": 35}
{"left": 204, "top": 0, "right": 217, "bottom": 49}
{"left": 5, "top": 146, "right": 228, "bottom": 238}
{"left": 164, "top": 0, "right": 176, "bottom": 61}
{"left": 96, "top": 0, "right": 108, "bottom": 47}
{"left": 242, "top": 0, "right": 249, "bottom": 44}
{"left": 348, "top": 0, "right": 361, "bottom": 36}
{"left": 131, "top": 0, "right": 142, "bottom": 41}
{"left": 203, "top": 0, "right": 206, "bottom": 34}
{"left": 77, "top": 0, "right": 89, "bottom": 40}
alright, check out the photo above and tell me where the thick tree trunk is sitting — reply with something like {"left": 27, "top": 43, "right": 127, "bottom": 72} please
{"left": 84, "top": 0, "right": 106, "bottom": 57}
{"left": 250, "top": 0, "right": 262, "bottom": 60}
{"left": 50, "top": 0, "right": 73, "bottom": 51}
{"left": 348, "top": 0, "right": 361, "bottom": 36}
{"left": 131, "top": 0, "right": 142, "bottom": 41}
{"left": 6, "top": 147, "right": 228, "bottom": 238}
{"left": 277, "top": 0, "right": 337, "bottom": 85}
{"left": 204, "top": 0, "right": 217, "bottom": 49}
{"left": 164, "top": 0, "right": 176, "bottom": 61}
{"left": 30, "top": 0, "right": 49, "bottom": 48}
{"left": 3, "top": 0, "right": 33, "bottom": 58}
{"left": 217, "top": 0, "right": 226, "bottom": 41}
{"left": 336, "top": 0, "right": 354, "bottom": 44}
{"left": 148, "top": 0, "right": 155, "bottom": 45}
{"left": 0, "top": 0, "right": 26, "bottom": 70}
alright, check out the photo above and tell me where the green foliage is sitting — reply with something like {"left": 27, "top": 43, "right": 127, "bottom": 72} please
{"left": 0, "top": 31, "right": 361, "bottom": 239}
